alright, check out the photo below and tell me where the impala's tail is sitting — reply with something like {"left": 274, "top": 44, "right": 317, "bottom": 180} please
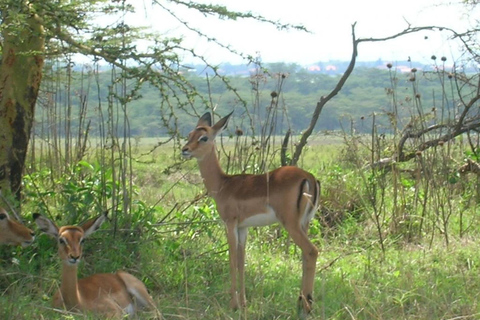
{"left": 297, "top": 178, "right": 321, "bottom": 229}
{"left": 313, "top": 179, "right": 321, "bottom": 210}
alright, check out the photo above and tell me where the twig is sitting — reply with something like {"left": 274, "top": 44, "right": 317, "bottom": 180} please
{"left": 0, "top": 189, "right": 22, "bottom": 222}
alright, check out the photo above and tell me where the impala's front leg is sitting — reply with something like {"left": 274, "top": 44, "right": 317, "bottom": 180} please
{"left": 226, "top": 223, "right": 239, "bottom": 309}
{"left": 237, "top": 227, "right": 248, "bottom": 308}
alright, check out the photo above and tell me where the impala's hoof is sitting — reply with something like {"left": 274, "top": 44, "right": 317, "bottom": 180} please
{"left": 230, "top": 296, "right": 239, "bottom": 310}
{"left": 297, "top": 294, "right": 313, "bottom": 318}
{"left": 239, "top": 295, "right": 247, "bottom": 308}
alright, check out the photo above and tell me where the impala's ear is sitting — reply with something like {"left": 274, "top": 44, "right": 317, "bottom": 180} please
{"left": 81, "top": 212, "right": 108, "bottom": 238}
{"left": 33, "top": 214, "right": 59, "bottom": 238}
{"left": 196, "top": 112, "right": 212, "bottom": 127}
{"left": 212, "top": 111, "right": 233, "bottom": 136}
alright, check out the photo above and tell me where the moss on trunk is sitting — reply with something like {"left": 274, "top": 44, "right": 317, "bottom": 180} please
{"left": 0, "top": 2, "right": 45, "bottom": 204}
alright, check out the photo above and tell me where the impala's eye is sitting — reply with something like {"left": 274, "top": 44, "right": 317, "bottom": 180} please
{"left": 199, "top": 136, "right": 208, "bottom": 143}
{"left": 59, "top": 238, "right": 66, "bottom": 245}
{"left": 80, "top": 238, "right": 85, "bottom": 245}
{"left": 0, "top": 213, "right": 6, "bottom": 220}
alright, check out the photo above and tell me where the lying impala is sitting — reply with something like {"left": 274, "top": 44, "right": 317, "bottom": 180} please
{"left": 182, "top": 112, "right": 320, "bottom": 315}
{"left": 34, "top": 212, "right": 158, "bottom": 318}
{"left": 0, "top": 207, "right": 35, "bottom": 246}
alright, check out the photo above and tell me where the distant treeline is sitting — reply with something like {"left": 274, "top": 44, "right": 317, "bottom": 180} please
{"left": 35, "top": 61, "right": 457, "bottom": 138}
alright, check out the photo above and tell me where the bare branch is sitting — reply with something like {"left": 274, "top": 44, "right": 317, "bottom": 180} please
{"left": 290, "top": 22, "right": 360, "bottom": 165}
{"left": 357, "top": 25, "right": 441, "bottom": 43}
{"left": 290, "top": 22, "right": 480, "bottom": 168}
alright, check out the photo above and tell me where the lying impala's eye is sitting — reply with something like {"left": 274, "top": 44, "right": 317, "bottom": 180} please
{"left": 199, "top": 136, "right": 208, "bottom": 143}
{"left": 59, "top": 238, "right": 66, "bottom": 245}
{"left": 80, "top": 238, "right": 85, "bottom": 245}
{"left": 0, "top": 213, "right": 6, "bottom": 220}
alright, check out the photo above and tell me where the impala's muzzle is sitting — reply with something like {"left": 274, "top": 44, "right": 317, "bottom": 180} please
{"left": 181, "top": 149, "right": 192, "bottom": 159}
{"left": 21, "top": 234, "right": 35, "bottom": 247}
{"left": 67, "top": 255, "right": 81, "bottom": 265}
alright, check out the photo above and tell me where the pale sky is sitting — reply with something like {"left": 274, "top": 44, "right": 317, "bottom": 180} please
{"left": 130, "top": 0, "right": 477, "bottom": 65}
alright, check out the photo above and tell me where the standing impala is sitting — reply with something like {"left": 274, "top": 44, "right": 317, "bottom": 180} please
{"left": 0, "top": 207, "right": 35, "bottom": 246}
{"left": 34, "top": 212, "right": 158, "bottom": 318}
{"left": 182, "top": 112, "right": 320, "bottom": 315}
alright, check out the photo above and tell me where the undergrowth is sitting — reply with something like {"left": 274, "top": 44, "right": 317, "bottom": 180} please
{"left": 1, "top": 137, "right": 480, "bottom": 319}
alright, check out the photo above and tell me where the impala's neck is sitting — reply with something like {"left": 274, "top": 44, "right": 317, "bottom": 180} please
{"left": 196, "top": 145, "right": 227, "bottom": 198}
{"left": 60, "top": 263, "right": 81, "bottom": 309}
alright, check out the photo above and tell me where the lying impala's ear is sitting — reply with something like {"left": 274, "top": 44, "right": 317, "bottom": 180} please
{"left": 197, "top": 112, "right": 212, "bottom": 127}
{"left": 81, "top": 212, "right": 108, "bottom": 238}
{"left": 33, "top": 214, "right": 59, "bottom": 238}
{"left": 212, "top": 111, "right": 233, "bottom": 137}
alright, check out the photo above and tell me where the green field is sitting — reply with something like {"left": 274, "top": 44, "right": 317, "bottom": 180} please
{"left": 1, "top": 134, "right": 479, "bottom": 320}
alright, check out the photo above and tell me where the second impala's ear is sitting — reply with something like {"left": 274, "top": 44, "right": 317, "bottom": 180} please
{"left": 33, "top": 214, "right": 59, "bottom": 238}
{"left": 197, "top": 112, "right": 212, "bottom": 127}
{"left": 81, "top": 212, "right": 108, "bottom": 238}
{"left": 212, "top": 111, "right": 233, "bottom": 136}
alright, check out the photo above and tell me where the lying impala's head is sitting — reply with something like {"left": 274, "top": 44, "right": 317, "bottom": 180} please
{"left": 0, "top": 207, "right": 35, "bottom": 247}
{"left": 33, "top": 213, "right": 107, "bottom": 266}
{"left": 182, "top": 111, "right": 232, "bottom": 160}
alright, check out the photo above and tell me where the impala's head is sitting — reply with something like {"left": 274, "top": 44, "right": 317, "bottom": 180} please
{"left": 34, "top": 213, "right": 107, "bottom": 266}
{"left": 182, "top": 111, "right": 232, "bottom": 160}
{"left": 0, "top": 207, "right": 35, "bottom": 247}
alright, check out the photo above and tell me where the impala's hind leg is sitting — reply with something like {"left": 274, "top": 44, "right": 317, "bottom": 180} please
{"left": 283, "top": 204, "right": 318, "bottom": 317}
{"left": 116, "top": 271, "right": 161, "bottom": 318}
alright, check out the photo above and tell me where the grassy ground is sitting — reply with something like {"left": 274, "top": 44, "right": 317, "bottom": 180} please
{"left": 3, "top": 233, "right": 480, "bottom": 319}
{"left": 2, "top": 135, "right": 480, "bottom": 319}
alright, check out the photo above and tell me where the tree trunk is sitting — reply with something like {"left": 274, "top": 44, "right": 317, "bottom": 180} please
{"left": 0, "top": 4, "right": 45, "bottom": 205}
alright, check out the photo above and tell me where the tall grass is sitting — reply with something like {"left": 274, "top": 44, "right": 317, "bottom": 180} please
{"left": 2, "top": 132, "right": 479, "bottom": 319}
{"left": 2, "top": 56, "right": 480, "bottom": 319}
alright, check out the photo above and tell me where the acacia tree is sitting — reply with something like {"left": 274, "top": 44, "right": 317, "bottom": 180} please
{"left": 0, "top": 0, "right": 306, "bottom": 208}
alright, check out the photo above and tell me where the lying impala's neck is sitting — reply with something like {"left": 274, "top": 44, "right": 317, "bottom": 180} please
{"left": 196, "top": 144, "right": 227, "bottom": 197}
{"left": 60, "top": 263, "right": 81, "bottom": 308}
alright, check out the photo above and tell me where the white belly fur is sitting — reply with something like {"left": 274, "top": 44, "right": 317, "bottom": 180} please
{"left": 238, "top": 207, "right": 279, "bottom": 228}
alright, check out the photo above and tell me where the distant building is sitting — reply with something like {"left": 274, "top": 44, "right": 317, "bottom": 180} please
{"left": 396, "top": 65, "right": 413, "bottom": 73}
{"left": 325, "top": 65, "right": 337, "bottom": 72}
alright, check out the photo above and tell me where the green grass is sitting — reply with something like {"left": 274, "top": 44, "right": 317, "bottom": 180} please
{"left": 3, "top": 135, "right": 480, "bottom": 319}
{"left": 3, "top": 233, "right": 480, "bottom": 319}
